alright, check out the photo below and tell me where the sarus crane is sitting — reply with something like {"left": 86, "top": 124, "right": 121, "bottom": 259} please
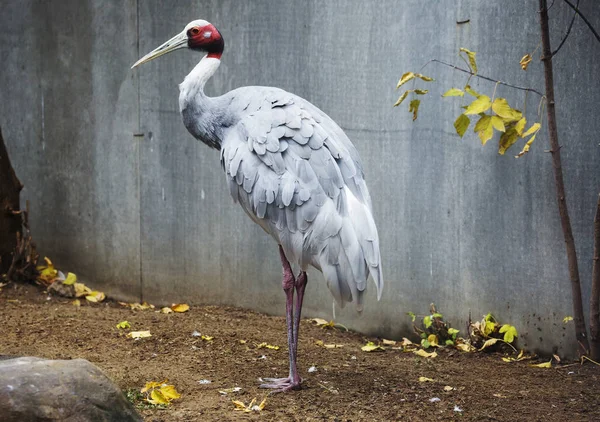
{"left": 132, "top": 19, "right": 383, "bottom": 392}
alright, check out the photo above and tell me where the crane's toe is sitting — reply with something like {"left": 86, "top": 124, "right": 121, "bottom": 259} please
{"left": 258, "top": 376, "right": 302, "bottom": 392}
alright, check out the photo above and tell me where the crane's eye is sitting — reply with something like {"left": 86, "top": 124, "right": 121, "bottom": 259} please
{"left": 189, "top": 27, "right": 200, "bottom": 36}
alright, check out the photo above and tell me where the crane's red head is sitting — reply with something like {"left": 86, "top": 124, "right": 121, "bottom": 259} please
{"left": 131, "top": 19, "right": 224, "bottom": 69}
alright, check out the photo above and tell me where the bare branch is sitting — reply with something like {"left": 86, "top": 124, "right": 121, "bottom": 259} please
{"left": 425, "top": 59, "right": 545, "bottom": 97}
{"left": 562, "top": 0, "right": 600, "bottom": 44}
{"left": 551, "top": 0, "right": 579, "bottom": 57}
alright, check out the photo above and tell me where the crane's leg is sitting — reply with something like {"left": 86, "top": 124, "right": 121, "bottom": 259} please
{"left": 259, "top": 246, "right": 302, "bottom": 391}
{"left": 290, "top": 271, "right": 307, "bottom": 384}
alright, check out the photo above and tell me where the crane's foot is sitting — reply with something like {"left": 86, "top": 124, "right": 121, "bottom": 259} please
{"left": 258, "top": 376, "right": 302, "bottom": 392}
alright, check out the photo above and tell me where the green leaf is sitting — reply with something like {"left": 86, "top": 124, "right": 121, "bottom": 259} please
{"left": 454, "top": 114, "right": 470, "bottom": 137}
{"left": 498, "top": 126, "right": 519, "bottom": 155}
{"left": 407, "top": 311, "right": 416, "bottom": 322}
{"left": 491, "top": 116, "right": 505, "bottom": 132}
{"left": 459, "top": 48, "right": 478, "bottom": 74}
{"left": 396, "top": 72, "right": 415, "bottom": 89}
{"left": 448, "top": 328, "right": 460, "bottom": 338}
{"left": 465, "top": 95, "right": 492, "bottom": 115}
{"left": 445, "top": 339, "right": 455, "bottom": 346}
{"left": 361, "top": 341, "right": 385, "bottom": 352}
{"left": 563, "top": 316, "right": 574, "bottom": 324}
{"left": 432, "top": 313, "right": 443, "bottom": 319}
{"left": 421, "top": 339, "right": 431, "bottom": 349}
{"left": 414, "top": 89, "right": 429, "bottom": 95}
{"left": 423, "top": 315, "right": 432, "bottom": 329}
{"left": 464, "top": 85, "right": 481, "bottom": 98}
{"left": 409, "top": 99, "right": 421, "bottom": 121}
{"left": 393, "top": 91, "right": 410, "bottom": 107}
{"left": 499, "top": 324, "right": 518, "bottom": 343}
{"left": 442, "top": 88, "right": 465, "bottom": 97}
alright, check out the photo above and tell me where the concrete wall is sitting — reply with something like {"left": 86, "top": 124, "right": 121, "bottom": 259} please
{"left": 1, "top": 0, "right": 599, "bottom": 356}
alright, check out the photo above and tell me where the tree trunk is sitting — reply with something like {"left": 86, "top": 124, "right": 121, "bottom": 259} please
{"left": 0, "top": 126, "right": 23, "bottom": 275}
{"left": 590, "top": 194, "right": 600, "bottom": 360}
{"left": 539, "top": 0, "right": 590, "bottom": 355}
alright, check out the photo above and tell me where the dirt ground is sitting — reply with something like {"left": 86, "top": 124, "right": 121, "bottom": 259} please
{"left": 1, "top": 283, "right": 599, "bottom": 422}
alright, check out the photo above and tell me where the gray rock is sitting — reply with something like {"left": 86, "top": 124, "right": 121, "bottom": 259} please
{"left": 0, "top": 357, "right": 143, "bottom": 422}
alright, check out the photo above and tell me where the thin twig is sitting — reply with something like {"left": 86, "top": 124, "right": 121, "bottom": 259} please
{"left": 552, "top": 0, "right": 579, "bottom": 57}
{"left": 424, "top": 59, "right": 545, "bottom": 97}
{"left": 562, "top": 0, "right": 600, "bottom": 43}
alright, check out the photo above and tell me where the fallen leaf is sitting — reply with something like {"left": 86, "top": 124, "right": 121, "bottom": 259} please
{"left": 85, "top": 290, "right": 105, "bottom": 303}
{"left": 128, "top": 330, "right": 152, "bottom": 339}
{"left": 160, "top": 307, "right": 173, "bottom": 314}
{"left": 530, "top": 360, "right": 552, "bottom": 368}
{"left": 116, "top": 321, "right": 131, "bottom": 329}
{"left": 63, "top": 272, "right": 77, "bottom": 285}
{"left": 239, "top": 340, "right": 247, "bottom": 344}
{"left": 128, "top": 302, "right": 154, "bottom": 311}
{"left": 413, "top": 349, "right": 437, "bottom": 358}
{"left": 479, "top": 338, "right": 498, "bottom": 351}
{"left": 74, "top": 283, "right": 92, "bottom": 298}
{"left": 563, "top": 316, "right": 574, "bottom": 323}
{"left": 37, "top": 257, "right": 58, "bottom": 284}
{"left": 201, "top": 335, "right": 213, "bottom": 341}
{"left": 382, "top": 339, "right": 397, "bottom": 346}
{"left": 148, "top": 389, "right": 169, "bottom": 405}
{"left": 141, "top": 380, "right": 181, "bottom": 406}
{"left": 72, "top": 299, "right": 81, "bottom": 307}
{"left": 553, "top": 354, "right": 561, "bottom": 363}
{"left": 361, "top": 341, "right": 385, "bottom": 352}
{"left": 171, "top": 303, "right": 190, "bottom": 313}
{"left": 232, "top": 397, "right": 267, "bottom": 412}
{"left": 257, "top": 342, "right": 280, "bottom": 350}
{"left": 444, "top": 385, "right": 454, "bottom": 392}
{"left": 419, "top": 376, "right": 435, "bottom": 382}
{"left": 310, "top": 318, "right": 329, "bottom": 326}
{"left": 219, "top": 387, "right": 242, "bottom": 395}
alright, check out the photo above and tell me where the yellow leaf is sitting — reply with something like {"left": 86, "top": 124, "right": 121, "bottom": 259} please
{"left": 414, "top": 89, "right": 428, "bottom": 95}
{"left": 413, "top": 349, "right": 437, "bottom": 358}
{"left": 522, "top": 123, "right": 541, "bottom": 137}
{"left": 491, "top": 116, "right": 505, "bottom": 132}
{"left": 72, "top": 299, "right": 81, "bottom": 307}
{"left": 419, "top": 376, "right": 435, "bottom": 382}
{"left": 37, "top": 257, "right": 58, "bottom": 284}
{"left": 256, "top": 397, "right": 267, "bottom": 411}
{"left": 128, "top": 330, "right": 152, "bottom": 339}
{"left": 160, "top": 307, "right": 173, "bottom": 314}
{"left": 201, "top": 335, "right": 213, "bottom": 341}
{"left": 382, "top": 339, "right": 397, "bottom": 346}
{"left": 129, "top": 302, "right": 154, "bottom": 310}
{"left": 520, "top": 54, "right": 533, "bottom": 71}
{"left": 141, "top": 380, "right": 165, "bottom": 393}
{"left": 74, "top": 282, "right": 92, "bottom": 298}
{"left": 442, "top": 88, "right": 464, "bottom": 97}
{"left": 171, "top": 303, "right": 190, "bottom": 313}
{"left": 257, "top": 342, "right": 280, "bottom": 350}
{"left": 393, "top": 91, "right": 410, "bottom": 107}
{"left": 232, "top": 400, "right": 249, "bottom": 411}
{"left": 311, "top": 318, "right": 329, "bottom": 326}
{"left": 498, "top": 127, "right": 520, "bottom": 155}
{"left": 479, "top": 338, "right": 498, "bottom": 351}
{"left": 63, "top": 272, "right": 77, "bottom": 285}
{"left": 455, "top": 342, "right": 475, "bottom": 352}
{"left": 427, "top": 334, "right": 439, "bottom": 347}
{"left": 361, "top": 341, "right": 385, "bottom": 352}
{"left": 492, "top": 98, "right": 522, "bottom": 122}
{"left": 459, "top": 47, "right": 478, "bottom": 74}
{"left": 85, "top": 291, "right": 105, "bottom": 303}
{"left": 563, "top": 316, "right": 574, "bottom": 323}
{"left": 465, "top": 95, "right": 492, "bottom": 115}
{"left": 464, "top": 85, "right": 481, "bottom": 98}
{"left": 397, "top": 72, "right": 415, "bottom": 88}
{"left": 454, "top": 114, "right": 470, "bottom": 137}
{"left": 515, "top": 117, "right": 527, "bottom": 135}
{"left": 116, "top": 321, "right": 131, "bottom": 329}
{"left": 444, "top": 385, "right": 454, "bottom": 391}
{"left": 474, "top": 115, "right": 494, "bottom": 145}
{"left": 324, "top": 343, "right": 344, "bottom": 349}
{"left": 409, "top": 99, "right": 421, "bottom": 121}
{"left": 148, "top": 389, "right": 169, "bottom": 405}
{"left": 515, "top": 133, "right": 537, "bottom": 158}
{"left": 530, "top": 360, "right": 552, "bottom": 368}
{"left": 415, "top": 73, "right": 434, "bottom": 82}
{"left": 502, "top": 357, "right": 515, "bottom": 362}
{"left": 483, "top": 320, "right": 496, "bottom": 336}
{"left": 239, "top": 339, "right": 247, "bottom": 344}
{"left": 159, "top": 384, "right": 181, "bottom": 400}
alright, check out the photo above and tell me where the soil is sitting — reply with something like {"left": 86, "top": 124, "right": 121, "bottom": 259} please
{"left": 1, "top": 283, "right": 599, "bottom": 422}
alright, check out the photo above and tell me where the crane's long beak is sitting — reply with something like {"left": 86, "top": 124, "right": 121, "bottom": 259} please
{"left": 131, "top": 31, "right": 188, "bottom": 69}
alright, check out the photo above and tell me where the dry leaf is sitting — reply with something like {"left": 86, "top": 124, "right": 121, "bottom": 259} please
{"left": 160, "top": 307, "right": 173, "bottom": 314}
{"left": 257, "top": 342, "right": 280, "bottom": 350}
{"left": 72, "top": 299, "right": 81, "bottom": 307}
{"left": 128, "top": 330, "right": 152, "bottom": 339}
{"left": 530, "top": 360, "right": 552, "bottom": 368}
{"left": 382, "top": 339, "right": 397, "bottom": 346}
{"left": 116, "top": 321, "right": 131, "bottom": 329}
{"left": 141, "top": 380, "right": 181, "bottom": 406}
{"left": 219, "top": 387, "right": 242, "bottom": 395}
{"left": 361, "top": 341, "right": 385, "bottom": 352}
{"left": 171, "top": 303, "right": 190, "bottom": 313}
{"left": 419, "top": 376, "right": 435, "bottom": 382}
{"left": 37, "top": 257, "right": 58, "bottom": 284}
{"left": 479, "top": 338, "right": 498, "bottom": 351}
{"left": 520, "top": 54, "right": 532, "bottom": 71}
{"left": 85, "top": 290, "right": 105, "bottom": 303}
{"left": 63, "top": 272, "right": 77, "bottom": 285}
{"left": 413, "top": 349, "right": 437, "bottom": 358}
{"left": 444, "top": 385, "right": 454, "bottom": 391}
{"left": 201, "top": 335, "right": 213, "bottom": 341}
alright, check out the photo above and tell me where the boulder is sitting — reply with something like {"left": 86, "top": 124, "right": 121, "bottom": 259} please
{"left": 0, "top": 357, "right": 142, "bottom": 422}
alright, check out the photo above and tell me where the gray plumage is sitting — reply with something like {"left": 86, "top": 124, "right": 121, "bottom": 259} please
{"left": 179, "top": 57, "right": 383, "bottom": 310}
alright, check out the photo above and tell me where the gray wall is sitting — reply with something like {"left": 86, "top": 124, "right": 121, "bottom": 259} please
{"left": 1, "top": 0, "right": 599, "bottom": 357}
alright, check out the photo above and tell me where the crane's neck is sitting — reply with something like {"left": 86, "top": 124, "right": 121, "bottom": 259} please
{"left": 179, "top": 55, "right": 223, "bottom": 149}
